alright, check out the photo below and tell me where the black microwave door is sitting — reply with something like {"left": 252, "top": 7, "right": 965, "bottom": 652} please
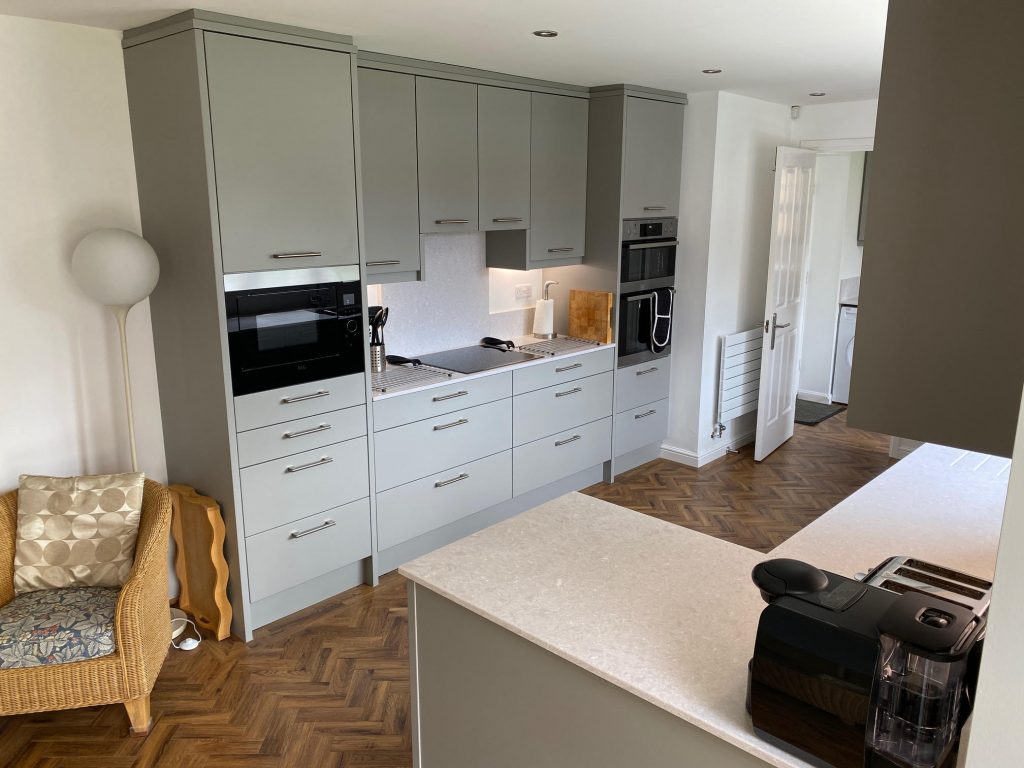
{"left": 619, "top": 295, "right": 652, "bottom": 357}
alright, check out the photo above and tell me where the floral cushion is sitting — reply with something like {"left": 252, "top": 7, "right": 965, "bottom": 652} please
{"left": 0, "top": 587, "right": 119, "bottom": 669}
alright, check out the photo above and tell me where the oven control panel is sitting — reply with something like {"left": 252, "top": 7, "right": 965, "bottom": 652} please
{"left": 622, "top": 217, "right": 678, "bottom": 241}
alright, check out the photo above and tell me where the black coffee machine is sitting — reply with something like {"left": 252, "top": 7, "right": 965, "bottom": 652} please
{"left": 747, "top": 558, "right": 987, "bottom": 768}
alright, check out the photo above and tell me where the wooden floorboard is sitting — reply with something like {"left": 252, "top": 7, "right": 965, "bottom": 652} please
{"left": 0, "top": 411, "right": 892, "bottom": 766}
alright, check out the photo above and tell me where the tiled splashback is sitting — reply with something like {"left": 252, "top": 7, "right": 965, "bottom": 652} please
{"left": 367, "top": 233, "right": 535, "bottom": 357}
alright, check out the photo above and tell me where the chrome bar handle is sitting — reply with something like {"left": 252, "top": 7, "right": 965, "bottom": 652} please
{"left": 634, "top": 409, "right": 658, "bottom": 420}
{"left": 492, "top": 217, "right": 523, "bottom": 223}
{"left": 555, "top": 362, "right": 583, "bottom": 373}
{"left": 769, "top": 312, "right": 791, "bottom": 351}
{"left": 283, "top": 423, "right": 332, "bottom": 439}
{"left": 635, "top": 367, "right": 659, "bottom": 376}
{"left": 281, "top": 389, "right": 329, "bottom": 404}
{"left": 435, "top": 218, "right": 470, "bottom": 224}
{"left": 628, "top": 240, "right": 679, "bottom": 250}
{"left": 433, "top": 418, "right": 469, "bottom": 431}
{"left": 288, "top": 519, "right": 336, "bottom": 539}
{"left": 432, "top": 390, "right": 469, "bottom": 403}
{"left": 554, "top": 387, "right": 583, "bottom": 398}
{"left": 434, "top": 473, "right": 470, "bottom": 488}
{"left": 366, "top": 260, "right": 401, "bottom": 267}
{"left": 643, "top": 206, "right": 667, "bottom": 211}
{"left": 555, "top": 435, "right": 581, "bottom": 447}
{"left": 547, "top": 247, "right": 575, "bottom": 253}
{"left": 271, "top": 251, "right": 321, "bottom": 259}
{"left": 284, "top": 456, "right": 334, "bottom": 473}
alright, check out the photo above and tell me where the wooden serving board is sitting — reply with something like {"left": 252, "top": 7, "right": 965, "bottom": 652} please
{"left": 568, "top": 289, "right": 614, "bottom": 344}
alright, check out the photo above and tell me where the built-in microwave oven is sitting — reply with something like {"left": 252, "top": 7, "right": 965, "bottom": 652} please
{"left": 618, "top": 286, "right": 675, "bottom": 367}
{"left": 621, "top": 217, "right": 678, "bottom": 290}
{"left": 224, "top": 267, "right": 363, "bottom": 396}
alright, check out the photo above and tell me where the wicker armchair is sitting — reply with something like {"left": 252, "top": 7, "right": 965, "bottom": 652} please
{"left": 0, "top": 479, "right": 172, "bottom": 734}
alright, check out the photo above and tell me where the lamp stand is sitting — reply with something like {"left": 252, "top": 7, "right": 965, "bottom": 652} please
{"left": 113, "top": 304, "right": 139, "bottom": 473}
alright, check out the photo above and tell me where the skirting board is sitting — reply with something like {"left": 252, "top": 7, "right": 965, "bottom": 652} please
{"left": 660, "top": 430, "right": 756, "bottom": 469}
{"left": 796, "top": 389, "right": 832, "bottom": 404}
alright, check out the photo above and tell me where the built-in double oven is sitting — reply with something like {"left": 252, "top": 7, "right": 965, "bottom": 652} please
{"left": 618, "top": 217, "right": 677, "bottom": 367}
{"left": 224, "top": 267, "right": 364, "bottom": 396}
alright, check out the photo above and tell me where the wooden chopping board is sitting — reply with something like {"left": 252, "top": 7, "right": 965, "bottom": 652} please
{"left": 568, "top": 289, "right": 614, "bottom": 344}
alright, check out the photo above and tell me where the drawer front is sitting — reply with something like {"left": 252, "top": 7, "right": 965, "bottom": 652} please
{"left": 237, "top": 406, "right": 367, "bottom": 468}
{"left": 240, "top": 437, "right": 369, "bottom": 536}
{"left": 513, "top": 371, "right": 613, "bottom": 447}
{"left": 234, "top": 374, "right": 366, "bottom": 432}
{"left": 245, "top": 497, "right": 370, "bottom": 603}
{"left": 615, "top": 361, "right": 672, "bottom": 413}
{"left": 614, "top": 398, "right": 670, "bottom": 457}
{"left": 512, "top": 347, "right": 614, "bottom": 395}
{"left": 376, "top": 451, "right": 511, "bottom": 551}
{"left": 513, "top": 417, "right": 612, "bottom": 497}
{"left": 373, "top": 372, "right": 511, "bottom": 432}
{"left": 374, "top": 398, "right": 511, "bottom": 491}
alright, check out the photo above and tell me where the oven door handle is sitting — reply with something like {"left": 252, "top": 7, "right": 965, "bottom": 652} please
{"left": 624, "top": 287, "right": 676, "bottom": 302}
{"left": 627, "top": 239, "right": 678, "bottom": 250}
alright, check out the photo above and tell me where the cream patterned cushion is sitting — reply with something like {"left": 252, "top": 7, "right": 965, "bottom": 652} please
{"left": 14, "top": 473, "right": 145, "bottom": 594}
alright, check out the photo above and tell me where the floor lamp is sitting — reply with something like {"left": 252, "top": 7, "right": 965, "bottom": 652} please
{"left": 71, "top": 228, "right": 160, "bottom": 473}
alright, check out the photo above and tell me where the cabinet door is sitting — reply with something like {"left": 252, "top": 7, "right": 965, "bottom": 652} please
{"left": 621, "top": 97, "right": 684, "bottom": 219}
{"left": 530, "top": 93, "right": 588, "bottom": 266}
{"left": 479, "top": 86, "right": 530, "bottom": 231}
{"left": 416, "top": 78, "right": 478, "bottom": 233}
{"left": 358, "top": 69, "right": 421, "bottom": 279}
{"left": 204, "top": 33, "right": 358, "bottom": 273}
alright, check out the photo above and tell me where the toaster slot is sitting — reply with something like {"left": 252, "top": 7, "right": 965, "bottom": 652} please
{"left": 893, "top": 567, "right": 987, "bottom": 600}
{"left": 902, "top": 559, "right": 992, "bottom": 591}
{"left": 877, "top": 579, "right": 973, "bottom": 612}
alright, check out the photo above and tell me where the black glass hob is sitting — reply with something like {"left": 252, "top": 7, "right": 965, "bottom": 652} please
{"left": 417, "top": 345, "right": 543, "bottom": 374}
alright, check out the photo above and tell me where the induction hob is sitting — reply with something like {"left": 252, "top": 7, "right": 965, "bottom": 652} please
{"left": 417, "top": 345, "right": 544, "bottom": 374}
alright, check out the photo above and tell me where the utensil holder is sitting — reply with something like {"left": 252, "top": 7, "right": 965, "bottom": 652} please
{"left": 370, "top": 344, "right": 385, "bottom": 373}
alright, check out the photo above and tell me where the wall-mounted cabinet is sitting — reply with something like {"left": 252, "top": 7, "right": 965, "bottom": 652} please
{"left": 204, "top": 33, "right": 359, "bottom": 273}
{"left": 478, "top": 86, "right": 531, "bottom": 231}
{"left": 358, "top": 68, "right": 421, "bottom": 280}
{"left": 416, "top": 77, "right": 478, "bottom": 234}
{"left": 620, "top": 96, "right": 685, "bottom": 220}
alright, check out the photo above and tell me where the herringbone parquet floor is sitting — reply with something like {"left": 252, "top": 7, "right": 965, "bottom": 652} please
{"left": 0, "top": 411, "right": 892, "bottom": 767}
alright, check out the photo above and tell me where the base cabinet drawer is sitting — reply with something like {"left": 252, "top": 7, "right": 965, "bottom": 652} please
{"left": 512, "top": 347, "right": 614, "bottom": 395}
{"left": 234, "top": 374, "right": 366, "bottom": 432}
{"left": 513, "top": 417, "right": 611, "bottom": 497}
{"left": 237, "top": 406, "right": 367, "bottom": 467}
{"left": 513, "top": 371, "right": 613, "bottom": 446}
{"left": 615, "top": 361, "right": 671, "bottom": 414}
{"left": 373, "top": 372, "right": 510, "bottom": 432}
{"left": 240, "top": 437, "right": 369, "bottom": 536}
{"left": 245, "top": 497, "right": 370, "bottom": 602}
{"left": 374, "top": 398, "right": 511, "bottom": 491}
{"left": 376, "top": 451, "right": 512, "bottom": 551}
{"left": 614, "top": 398, "right": 670, "bottom": 457}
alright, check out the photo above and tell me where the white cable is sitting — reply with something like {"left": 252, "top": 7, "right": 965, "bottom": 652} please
{"left": 170, "top": 617, "right": 202, "bottom": 651}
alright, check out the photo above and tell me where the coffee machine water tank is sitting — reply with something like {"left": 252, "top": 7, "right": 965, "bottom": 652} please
{"left": 866, "top": 593, "right": 986, "bottom": 768}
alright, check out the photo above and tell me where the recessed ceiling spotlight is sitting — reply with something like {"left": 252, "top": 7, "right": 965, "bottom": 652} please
{"left": 809, "top": 92, "right": 827, "bottom": 97}
{"left": 701, "top": 68, "right": 723, "bottom": 74}
{"left": 533, "top": 30, "right": 558, "bottom": 38}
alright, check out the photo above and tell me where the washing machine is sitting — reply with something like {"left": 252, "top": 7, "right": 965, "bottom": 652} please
{"left": 832, "top": 305, "right": 857, "bottom": 404}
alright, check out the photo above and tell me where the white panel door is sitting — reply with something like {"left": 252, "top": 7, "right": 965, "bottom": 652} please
{"left": 754, "top": 147, "right": 816, "bottom": 461}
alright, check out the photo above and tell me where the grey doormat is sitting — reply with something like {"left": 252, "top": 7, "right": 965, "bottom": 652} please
{"left": 795, "top": 399, "right": 846, "bottom": 425}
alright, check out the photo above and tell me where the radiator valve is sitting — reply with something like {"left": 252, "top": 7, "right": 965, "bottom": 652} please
{"left": 711, "top": 422, "right": 726, "bottom": 439}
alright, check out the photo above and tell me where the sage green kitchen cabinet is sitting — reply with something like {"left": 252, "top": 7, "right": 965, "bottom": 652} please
{"left": 204, "top": 33, "right": 359, "bottom": 273}
{"left": 416, "top": 77, "right": 478, "bottom": 233}
{"left": 478, "top": 86, "right": 531, "bottom": 231}
{"left": 529, "top": 93, "right": 588, "bottom": 266}
{"left": 620, "top": 96, "right": 684, "bottom": 219}
{"left": 358, "top": 68, "right": 421, "bottom": 280}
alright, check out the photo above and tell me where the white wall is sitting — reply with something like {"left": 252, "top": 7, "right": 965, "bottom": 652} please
{"left": 791, "top": 98, "right": 878, "bottom": 145}
{"left": 0, "top": 16, "right": 166, "bottom": 488}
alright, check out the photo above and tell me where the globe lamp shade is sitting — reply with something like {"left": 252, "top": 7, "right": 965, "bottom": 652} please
{"left": 71, "top": 228, "right": 160, "bottom": 307}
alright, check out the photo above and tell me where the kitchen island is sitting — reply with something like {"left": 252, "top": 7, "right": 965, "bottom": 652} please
{"left": 399, "top": 444, "right": 1010, "bottom": 768}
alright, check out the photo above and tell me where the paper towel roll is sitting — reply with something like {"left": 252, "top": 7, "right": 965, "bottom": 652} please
{"left": 533, "top": 298, "right": 554, "bottom": 337}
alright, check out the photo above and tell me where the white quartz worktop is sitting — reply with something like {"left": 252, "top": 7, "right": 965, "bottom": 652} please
{"left": 400, "top": 443, "right": 1011, "bottom": 768}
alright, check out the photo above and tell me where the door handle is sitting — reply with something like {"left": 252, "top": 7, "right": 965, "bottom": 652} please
{"left": 433, "top": 418, "right": 469, "bottom": 431}
{"left": 288, "top": 519, "right": 336, "bottom": 539}
{"left": 271, "top": 251, "right": 321, "bottom": 260}
{"left": 555, "top": 435, "right": 581, "bottom": 447}
{"left": 769, "top": 312, "right": 792, "bottom": 351}
{"left": 435, "top": 219, "right": 470, "bottom": 225}
{"left": 432, "top": 390, "right": 469, "bottom": 402}
{"left": 492, "top": 217, "right": 523, "bottom": 223}
{"left": 547, "top": 247, "right": 575, "bottom": 253}
{"left": 555, "top": 362, "right": 582, "bottom": 373}
{"left": 434, "top": 473, "right": 470, "bottom": 488}
{"left": 643, "top": 206, "right": 667, "bottom": 211}
{"left": 554, "top": 387, "right": 583, "bottom": 398}
{"left": 281, "top": 389, "right": 329, "bottom": 404}
{"left": 282, "top": 423, "right": 331, "bottom": 439}
{"left": 285, "top": 456, "right": 334, "bottom": 473}
{"left": 366, "top": 260, "right": 401, "bottom": 267}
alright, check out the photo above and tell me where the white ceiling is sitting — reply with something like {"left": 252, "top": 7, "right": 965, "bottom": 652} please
{"left": 1, "top": 0, "right": 887, "bottom": 104}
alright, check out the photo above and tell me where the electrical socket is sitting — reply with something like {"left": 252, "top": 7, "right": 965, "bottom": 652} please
{"left": 515, "top": 284, "right": 533, "bottom": 300}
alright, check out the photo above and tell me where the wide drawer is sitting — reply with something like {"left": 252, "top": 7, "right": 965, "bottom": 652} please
{"left": 240, "top": 437, "right": 369, "bottom": 536}
{"left": 512, "top": 347, "right": 614, "bottom": 395}
{"left": 513, "top": 417, "right": 612, "bottom": 497}
{"left": 512, "top": 371, "right": 613, "bottom": 447}
{"left": 376, "top": 451, "right": 512, "bottom": 551}
{"left": 234, "top": 374, "right": 366, "bottom": 433}
{"left": 245, "top": 497, "right": 371, "bottom": 603}
{"left": 373, "top": 372, "right": 511, "bottom": 432}
{"left": 615, "top": 360, "right": 672, "bottom": 414}
{"left": 236, "top": 406, "right": 367, "bottom": 468}
{"left": 374, "top": 398, "right": 511, "bottom": 492}
{"left": 614, "top": 398, "right": 670, "bottom": 457}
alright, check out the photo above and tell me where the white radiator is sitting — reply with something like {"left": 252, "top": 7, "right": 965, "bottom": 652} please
{"left": 715, "top": 327, "right": 763, "bottom": 429}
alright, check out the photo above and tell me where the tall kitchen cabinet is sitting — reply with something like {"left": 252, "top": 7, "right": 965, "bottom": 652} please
{"left": 122, "top": 11, "right": 371, "bottom": 641}
{"left": 620, "top": 96, "right": 685, "bottom": 219}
